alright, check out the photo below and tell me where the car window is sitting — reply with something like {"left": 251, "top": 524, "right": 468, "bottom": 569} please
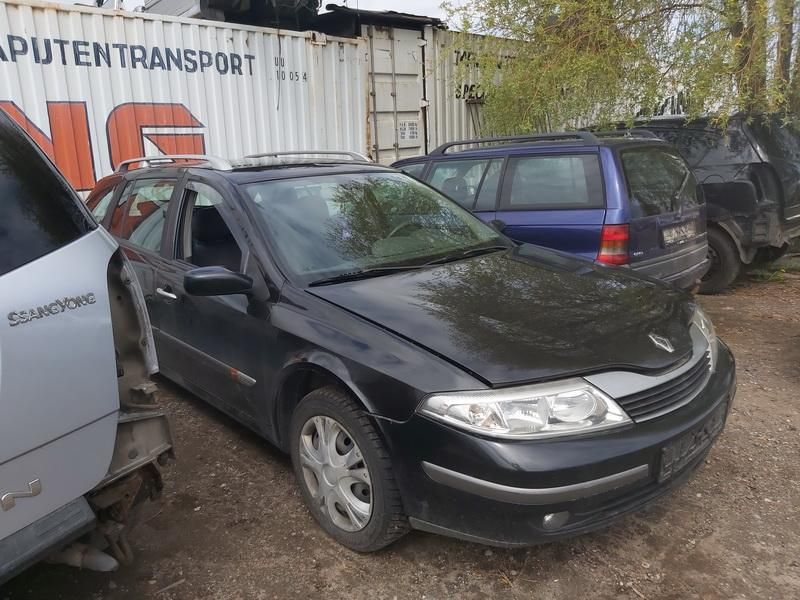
{"left": 621, "top": 147, "right": 699, "bottom": 217}
{"left": 398, "top": 163, "right": 426, "bottom": 179}
{"left": 110, "top": 178, "right": 176, "bottom": 252}
{"left": 504, "top": 154, "right": 604, "bottom": 209}
{"left": 427, "top": 159, "right": 495, "bottom": 209}
{"left": 244, "top": 172, "right": 504, "bottom": 282}
{"left": 653, "top": 127, "right": 757, "bottom": 168}
{"left": 0, "top": 115, "right": 93, "bottom": 277}
{"left": 179, "top": 182, "right": 242, "bottom": 273}
{"left": 474, "top": 159, "right": 503, "bottom": 211}
{"left": 88, "top": 188, "right": 115, "bottom": 222}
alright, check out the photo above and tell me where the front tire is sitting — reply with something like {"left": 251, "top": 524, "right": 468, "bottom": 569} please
{"left": 699, "top": 227, "right": 740, "bottom": 295}
{"left": 289, "top": 386, "right": 408, "bottom": 552}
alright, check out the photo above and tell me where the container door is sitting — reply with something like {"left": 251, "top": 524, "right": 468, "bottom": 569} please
{"left": 366, "top": 25, "right": 426, "bottom": 163}
{"left": 494, "top": 153, "right": 606, "bottom": 259}
{"left": 620, "top": 146, "right": 707, "bottom": 276}
{"left": 424, "top": 157, "right": 503, "bottom": 222}
{"left": 0, "top": 115, "right": 119, "bottom": 540}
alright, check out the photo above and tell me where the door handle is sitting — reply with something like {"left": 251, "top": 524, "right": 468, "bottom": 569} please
{"left": 156, "top": 287, "right": 178, "bottom": 301}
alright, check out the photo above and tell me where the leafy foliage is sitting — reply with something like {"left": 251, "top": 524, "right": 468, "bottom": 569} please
{"left": 444, "top": 0, "right": 800, "bottom": 133}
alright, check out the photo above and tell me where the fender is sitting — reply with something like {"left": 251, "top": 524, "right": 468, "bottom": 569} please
{"left": 710, "top": 219, "right": 756, "bottom": 264}
{"left": 276, "top": 350, "right": 377, "bottom": 415}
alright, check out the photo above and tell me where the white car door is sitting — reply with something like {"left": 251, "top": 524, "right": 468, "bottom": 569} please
{"left": 0, "top": 114, "right": 120, "bottom": 541}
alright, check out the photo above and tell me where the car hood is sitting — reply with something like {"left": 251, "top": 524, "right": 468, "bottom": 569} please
{"left": 308, "top": 245, "right": 695, "bottom": 386}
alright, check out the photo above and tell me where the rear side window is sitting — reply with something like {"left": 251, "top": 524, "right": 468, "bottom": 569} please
{"left": 427, "top": 158, "right": 503, "bottom": 209}
{"left": 653, "top": 127, "right": 757, "bottom": 168}
{"left": 0, "top": 115, "right": 93, "bottom": 277}
{"left": 88, "top": 188, "right": 115, "bottom": 222}
{"left": 108, "top": 178, "right": 176, "bottom": 252}
{"left": 503, "top": 154, "right": 604, "bottom": 209}
{"left": 621, "top": 147, "right": 699, "bottom": 217}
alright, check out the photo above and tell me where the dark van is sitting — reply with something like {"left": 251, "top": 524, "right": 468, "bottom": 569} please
{"left": 393, "top": 132, "right": 708, "bottom": 291}
{"left": 634, "top": 114, "right": 800, "bottom": 293}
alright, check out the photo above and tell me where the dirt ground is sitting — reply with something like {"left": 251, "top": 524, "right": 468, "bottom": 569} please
{"left": 3, "top": 273, "right": 800, "bottom": 600}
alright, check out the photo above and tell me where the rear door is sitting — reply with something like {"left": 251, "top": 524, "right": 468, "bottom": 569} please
{"left": 104, "top": 173, "right": 181, "bottom": 331}
{"left": 619, "top": 145, "right": 707, "bottom": 274}
{"left": 424, "top": 157, "right": 503, "bottom": 223}
{"left": 494, "top": 152, "right": 605, "bottom": 258}
{"left": 0, "top": 115, "right": 120, "bottom": 540}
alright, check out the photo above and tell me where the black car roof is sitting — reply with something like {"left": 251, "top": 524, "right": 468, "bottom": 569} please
{"left": 394, "top": 135, "right": 663, "bottom": 165}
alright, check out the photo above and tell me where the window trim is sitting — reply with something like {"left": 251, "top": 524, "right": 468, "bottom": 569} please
{"left": 498, "top": 152, "right": 606, "bottom": 211}
{"left": 171, "top": 176, "right": 249, "bottom": 272}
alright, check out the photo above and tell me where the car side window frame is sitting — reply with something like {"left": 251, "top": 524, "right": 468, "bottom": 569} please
{"left": 170, "top": 176, "right": 250, "bottom": 273}
{"left": 498, "top": 151, "right": 606, "bottom": 211}
{"left": 107, "top": 173, "right": 181, "bottom": 255}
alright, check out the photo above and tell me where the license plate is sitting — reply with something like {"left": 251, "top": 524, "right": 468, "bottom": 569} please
{"left": 658, "top": 402, "right": 727, "bottom": 482}
{"left": 662, "top": 221, "right": 697, "bottom": 246}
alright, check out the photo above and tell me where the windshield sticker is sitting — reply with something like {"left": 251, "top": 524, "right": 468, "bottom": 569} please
{"left": 7, "top": 293, "right": 96, "bottom": 327}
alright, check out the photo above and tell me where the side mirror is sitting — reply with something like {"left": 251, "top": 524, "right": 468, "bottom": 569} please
{"left": 184, "top": 266, "right": 253, "bottom": 297}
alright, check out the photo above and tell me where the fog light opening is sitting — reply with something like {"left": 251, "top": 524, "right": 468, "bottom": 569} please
{"left": 542, "top": 511, "right": 570, "bottom": 531}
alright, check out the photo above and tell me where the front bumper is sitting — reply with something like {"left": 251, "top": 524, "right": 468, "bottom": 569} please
{"left": 380, "top": 342, "right": 736, "bottom": 547}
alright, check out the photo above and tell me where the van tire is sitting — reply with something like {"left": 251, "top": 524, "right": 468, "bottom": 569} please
{"left": 700, "top": 228, "right": 740, "bottom": 295}
{"left": 289, "top": 386, "right": 408, "bottom": 552}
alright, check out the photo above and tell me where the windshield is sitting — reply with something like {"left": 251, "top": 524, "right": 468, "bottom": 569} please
{"left": 243, "top": 172, "right": 506, "bottom": 282}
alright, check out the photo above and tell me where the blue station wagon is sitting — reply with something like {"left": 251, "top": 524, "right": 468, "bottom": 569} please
{"left": 393, "top": 132, "right": 709, "bottom": 290}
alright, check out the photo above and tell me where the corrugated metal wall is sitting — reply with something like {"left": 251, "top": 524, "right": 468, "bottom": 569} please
{"left": 425, "top": 28, "right": 484, "bottom": 152}
{"left": 0, "top": 0, "right": 367, "bottom": 192}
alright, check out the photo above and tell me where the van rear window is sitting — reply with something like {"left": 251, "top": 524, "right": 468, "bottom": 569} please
{"left": 0, "top": 113, "right": 93, "bottom": 277}
{"left": 621, "top": 147, "right": 700, "bottom": 218}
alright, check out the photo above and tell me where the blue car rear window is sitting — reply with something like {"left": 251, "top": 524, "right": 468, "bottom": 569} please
{"left": 621, "top": 147, "right": 699, "bottom": 217}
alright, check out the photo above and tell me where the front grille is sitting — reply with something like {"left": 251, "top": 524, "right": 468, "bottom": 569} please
{"left": 617, "top": 352, "right": 712, "bottom": 421}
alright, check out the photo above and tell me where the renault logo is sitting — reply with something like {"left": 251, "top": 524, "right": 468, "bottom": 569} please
{"left": 649, "top": 333, "right": 674, "bottom": 353}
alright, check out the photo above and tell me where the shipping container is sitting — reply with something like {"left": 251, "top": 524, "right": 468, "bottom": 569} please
{"left": 0, "top": 0, "right": 367, "bottom": 192}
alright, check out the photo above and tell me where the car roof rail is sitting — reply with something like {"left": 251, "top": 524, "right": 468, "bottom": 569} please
{"left": 243, "top": 150, "right": 372, "bottom": 163}
{"left": 429, "top": 131, "right": 599, "bottom": 155}
{"left": 116, "top": 155, "right": 232, "bottom": 173}
{"left": 591, "top": 129, "right": 662, "bottom": 140}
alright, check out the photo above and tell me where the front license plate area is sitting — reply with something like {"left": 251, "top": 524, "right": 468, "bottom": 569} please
{"left": 659, "top": 402, "right": 726, "bottom": 482}
{"left": 663, "top": 221, "right": 697, "bottom": 247}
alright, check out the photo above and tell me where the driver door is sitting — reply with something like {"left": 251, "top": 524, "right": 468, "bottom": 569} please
{"left": 153, "top": 180, "right": 270, "bottom": 427}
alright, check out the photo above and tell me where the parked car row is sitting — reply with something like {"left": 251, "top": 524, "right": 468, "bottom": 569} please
{"left": 393, "top": 131, "right": 710, "bottom": 292}
{"left": 2, "top": 108, "right": 739, "bottom": 583}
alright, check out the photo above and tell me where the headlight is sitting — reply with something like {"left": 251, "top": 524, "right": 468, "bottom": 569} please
{"left": 419, "top": 378, "right": 631, "bottom": 440}
{"left": 692, "top": 305, "right": 718, "bottom": 372}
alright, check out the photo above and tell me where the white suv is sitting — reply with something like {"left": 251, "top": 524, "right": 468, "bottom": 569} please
{"left": 0, "top": 111, "right": 173, "bottom": 582}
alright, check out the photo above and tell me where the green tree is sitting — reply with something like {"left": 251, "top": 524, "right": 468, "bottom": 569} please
{"left": 444, "top": 0, "right": 800, "bottom": 133}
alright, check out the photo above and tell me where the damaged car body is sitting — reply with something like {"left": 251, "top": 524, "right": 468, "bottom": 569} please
{"left": 0, "top": 111, "right": 173, "bottom": 583}
{"left": 635, "top": 114, "right": 800, "bottom": 293}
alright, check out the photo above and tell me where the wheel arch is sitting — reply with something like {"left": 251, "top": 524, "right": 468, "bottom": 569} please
{"left": 271, "top": 353, "right": 376, "bottom": 452}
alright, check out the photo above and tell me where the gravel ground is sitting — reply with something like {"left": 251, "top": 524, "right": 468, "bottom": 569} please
{"left": 3, "top": 274, "right": 799, "bottom": 600}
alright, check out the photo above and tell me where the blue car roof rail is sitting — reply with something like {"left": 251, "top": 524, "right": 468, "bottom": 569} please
{"left": 590, "top": 129, "right": 662, "bottom": 140}
{"left": 429, "top": 131, "right": 599, "bottom": 155}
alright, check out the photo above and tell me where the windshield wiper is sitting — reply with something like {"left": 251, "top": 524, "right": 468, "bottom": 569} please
{"left": 424, "top": 245, "right": 510, "bottom": 266}
{"left": 308, "top": 265, "right": 420, "bottom": 287}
